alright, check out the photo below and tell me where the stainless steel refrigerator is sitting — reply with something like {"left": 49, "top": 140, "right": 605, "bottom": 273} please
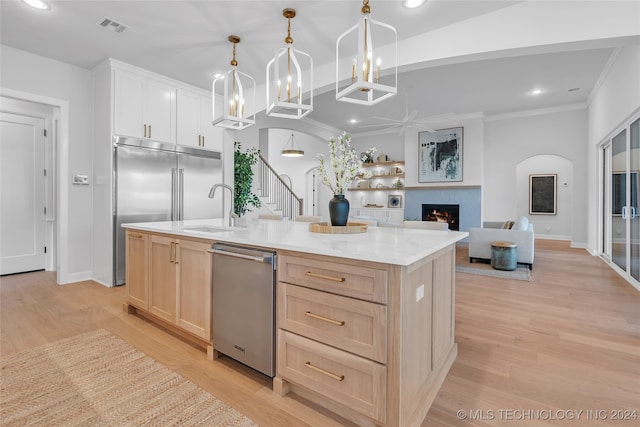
{"left": 113, "top": 136, "right": 223, "bottom": 285}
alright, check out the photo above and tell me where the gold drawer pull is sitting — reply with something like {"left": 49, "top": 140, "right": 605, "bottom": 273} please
{"left": 305, "top": 272, "right": 346, "bottom": 282}
{"left": 305, "top": 311, "right": 345, "bottom": 326}
{"left": 304, "top": 362, "right": 344, "bottom": 382}
{"left": 128, "top": 233, "right": 143, "bottom": 239}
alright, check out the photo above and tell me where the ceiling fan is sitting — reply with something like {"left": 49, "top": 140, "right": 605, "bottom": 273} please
{"left": 358, "top": 90, "right": 453, "bottom": 135}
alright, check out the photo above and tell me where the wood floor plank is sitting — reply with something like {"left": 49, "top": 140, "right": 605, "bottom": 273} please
{"left": 2, "top": 239, "right": 639, "bottom": 426}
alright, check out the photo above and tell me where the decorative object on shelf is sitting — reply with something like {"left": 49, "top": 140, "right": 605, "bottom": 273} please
{"left": 317, "top": 132, "right": 376, "bottom": 225}
{"left": 393, "top": 178, "right": 403, "bottom": 189}
{"left": 233, "top": 142, "right": 261, "bottom": 216}
{"left": 281, "top": 131, "right": 304, "bottom": 157}
{"left": 361, "top": 151, "right": 374, "bottom": 163}
{"left": 529, "top": 173, "right": 557, "bottom": 215}
{"left": 377, "top": 154, "right": 389, "bottom": 162}
{"left": 418, "top": 127, "right": 463, "bottom": 182}
{"left": 266, "top": 8, "right": 313, "bottom": 119}
{"left": 388, "top": 195, "right": 402, "bottom": 208}
{"left": 212, "top": 36, "right": 255, "bottom": 130}
{"left": 335, "top": 0, "right": 397, "bottom": 106}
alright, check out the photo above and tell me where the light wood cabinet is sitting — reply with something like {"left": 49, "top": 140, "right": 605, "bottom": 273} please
{"left": 129, "top": 232, "right": 212, "bottom": 342}
{"left": 176, "top": 239, "right": 212, "bottom": 340}
{"left": 149, "top": 235, "right": 177, "bottom": 323}
{"left": 114, "top": 69, "right": 176, "bottom": 144}
{"left": 176, "top": 90, "right": 223, "bottom": 152}
{"left": 275, "top": 246, "right": 457, "bottom": 427}
{"left": 125, "top": 230, "right": 148, "bottom": 310}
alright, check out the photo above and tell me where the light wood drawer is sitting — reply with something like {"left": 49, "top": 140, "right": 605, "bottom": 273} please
{"left": 278, "top": 330, "right": 386, "bottom": 424}
{"left": 278, "top": 255, "right": 388, "bottom": 304}
{"left": 278, "top": 283, "right": 387, "bottom": 363}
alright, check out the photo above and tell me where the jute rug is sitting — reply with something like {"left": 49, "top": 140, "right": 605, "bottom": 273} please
{"left": 0, "top": 329, "right": 257, "bottom": 426}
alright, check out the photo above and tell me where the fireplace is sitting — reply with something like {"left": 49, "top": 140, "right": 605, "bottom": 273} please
{"left": 422, "top": 204, "right": 460, "bottom": 231}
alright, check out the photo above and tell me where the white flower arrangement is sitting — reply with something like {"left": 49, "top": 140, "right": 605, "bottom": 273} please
{"left": 317, "top": 132, "right": 376, "bottom": 195}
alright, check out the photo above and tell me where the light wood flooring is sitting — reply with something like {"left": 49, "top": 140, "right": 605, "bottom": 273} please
{"left": 1, "top": 240, "right": 639, "bottom": 426}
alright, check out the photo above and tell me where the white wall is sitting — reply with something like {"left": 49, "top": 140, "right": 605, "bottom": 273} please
{"left": 587, "top": 45, "right": 640, "bottom": 253}
{"left": 484, "top": 108, "right": 588, "bottom": 245}
{"left": 1, "top": 45, "right": 93, "bottom": 283}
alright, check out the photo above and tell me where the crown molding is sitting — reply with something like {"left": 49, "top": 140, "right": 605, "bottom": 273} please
{"left": 484, "top": 103, "right": 587, "bottom": 122}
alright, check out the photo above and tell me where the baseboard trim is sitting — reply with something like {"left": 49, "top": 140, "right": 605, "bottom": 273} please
{"left": 57, "top": 270, "right": 92, "bottom": 285}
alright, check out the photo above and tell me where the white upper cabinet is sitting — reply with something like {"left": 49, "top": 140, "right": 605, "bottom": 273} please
{"left": 177, "top": 89, "right": 222, "bottom": 152}
{"left": 114, "top": 69, "right": 176, "bottom": 144}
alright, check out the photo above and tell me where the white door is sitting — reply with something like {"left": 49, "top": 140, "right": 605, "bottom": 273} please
{"left": 0, "top": 112, "right": 46, "bottom": 274}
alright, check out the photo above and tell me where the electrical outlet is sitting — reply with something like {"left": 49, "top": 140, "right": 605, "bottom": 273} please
{"left": 416, "top": 284, "right": 424, "bottom": 302}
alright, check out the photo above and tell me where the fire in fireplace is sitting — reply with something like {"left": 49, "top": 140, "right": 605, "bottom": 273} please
{"left": 422, "top": 204, "right": 460, "bottom": 231}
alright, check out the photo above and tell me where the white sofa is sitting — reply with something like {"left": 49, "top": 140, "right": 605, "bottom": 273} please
{"left": 468, "top": 219, "right": 535, "bottom": 269}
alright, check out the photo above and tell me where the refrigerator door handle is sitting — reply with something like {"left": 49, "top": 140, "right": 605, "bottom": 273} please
{"left": 178, "top": 168, "right": 185, "bottom": 221}
{"left": 171, "top": 168, "right": 177, "bottom": 221}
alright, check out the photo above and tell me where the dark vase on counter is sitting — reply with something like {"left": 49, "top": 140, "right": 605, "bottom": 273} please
{"left": 329, "top": 194, "right": 350, "bottom": 226}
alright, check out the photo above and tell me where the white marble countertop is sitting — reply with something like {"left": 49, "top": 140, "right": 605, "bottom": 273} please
{"left": 123, "top": 218, "right": 468, "bottom": 266}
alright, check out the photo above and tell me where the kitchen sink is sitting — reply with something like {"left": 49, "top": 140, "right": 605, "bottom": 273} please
{"left": 182, "top": 225, "right": 229, "bottom": 233}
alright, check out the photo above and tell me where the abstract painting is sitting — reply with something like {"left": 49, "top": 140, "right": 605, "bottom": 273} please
{"left": 418, "top": 127, "right": 463, "bottom": 182}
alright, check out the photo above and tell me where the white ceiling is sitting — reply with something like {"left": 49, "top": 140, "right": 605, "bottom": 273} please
{"left": 0, "top": 0, "right": 623, "bottom": 134}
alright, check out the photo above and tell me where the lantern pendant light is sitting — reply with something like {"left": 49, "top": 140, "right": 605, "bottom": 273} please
{"left": 212, "top": 35, "right": 256, "bottom": 130}
{"left": 266, "top": 8, "right": 313, "bottom": 119}
{"left": 336, "top": 0, "right": 397, "bottom": 106}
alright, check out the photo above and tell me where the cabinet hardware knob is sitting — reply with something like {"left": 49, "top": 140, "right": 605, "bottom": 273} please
{"left": 304, "top": 362, "right": 345, "bottom": 381}
{"left": 129, "top": 233, "right": 143, "bottom": 239}
{"left": 305, "top": 272, "right": 346, "bottom": 282}
{"left": 148, "top": 125, "right": 152, "bottom": 138}
{"left": 173, "top": 242, "right": 179, "bottom": 264}
{"left": 305, "top": 311, "right": 345, "bottom": 326}
{"left": 144, "top": 124, "right": 147, "bottom": 138}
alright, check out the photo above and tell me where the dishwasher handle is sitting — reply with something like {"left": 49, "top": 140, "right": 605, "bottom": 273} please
{"left": 208, "top": 248, "right": 271, "bottom": 264}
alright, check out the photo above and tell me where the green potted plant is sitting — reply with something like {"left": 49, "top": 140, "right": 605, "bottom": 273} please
{"left": 234, "top": 141, "right": 261, "bottom": 218}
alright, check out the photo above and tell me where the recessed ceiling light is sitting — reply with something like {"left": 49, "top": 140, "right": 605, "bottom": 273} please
{"left": 22, "top": 0, "right": 51, "bottom": 10}
{"left": 349, "top": 119, "right": 358, "bottom": 124}
{"left": 529, "top": 89, "right": 544, "bottom": 96}
{"left": 403, "top": 0, "right": 426, "bottom": 9}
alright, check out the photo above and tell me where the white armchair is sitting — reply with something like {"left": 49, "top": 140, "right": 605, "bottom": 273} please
{"left": 468, "top": 219, "right": 534, "bottom": 269}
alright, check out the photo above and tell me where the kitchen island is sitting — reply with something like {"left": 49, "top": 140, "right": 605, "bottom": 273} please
{"left": 123, "top": 219, "right": 467, "bottom": 427}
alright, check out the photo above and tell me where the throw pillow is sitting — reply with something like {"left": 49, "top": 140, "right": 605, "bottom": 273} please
{"left": 515, "top": 216, "right": 529, "bottom": 231}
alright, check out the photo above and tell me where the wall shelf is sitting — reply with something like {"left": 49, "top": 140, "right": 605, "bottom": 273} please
{"left": 361, "top": 161, "right": 405, "bottom": 168}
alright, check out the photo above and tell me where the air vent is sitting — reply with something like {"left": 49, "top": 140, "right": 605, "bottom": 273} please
{"left": 96, "top": 17, "right": 128, "bottom": 34}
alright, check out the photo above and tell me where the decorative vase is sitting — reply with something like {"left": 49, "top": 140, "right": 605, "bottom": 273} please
{"left": 329, "top": 194, "right": 350, "bottom": 226}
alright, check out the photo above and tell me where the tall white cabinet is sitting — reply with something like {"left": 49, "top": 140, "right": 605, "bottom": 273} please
{"left": 91, "top": 58, "right": 225, "bottom": 287}
{"left": 114, "top": 69, "right": 177, "bottom": 144}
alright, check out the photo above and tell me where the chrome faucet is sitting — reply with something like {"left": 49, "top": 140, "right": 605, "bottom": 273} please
{"left": 208, "top": 184, "right": 238, "bottom": 227}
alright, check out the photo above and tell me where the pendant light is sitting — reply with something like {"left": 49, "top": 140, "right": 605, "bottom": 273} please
{"left": 266, "top": 8, "right": 313, "bottom": 119}
{"left": 281, "top": 131, "right": 304, "bottom": 157}
{"left": 212, "top": 35, "right": 255, "bottom": 130}
{"left": 336, "top": 0, "right": 397, "bottom": 106}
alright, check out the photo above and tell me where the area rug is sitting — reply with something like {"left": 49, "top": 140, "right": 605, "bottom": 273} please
{"left": 456, "top": 265, "right": 532, "bottom": 282}
{"left": 0, "top": 329, "right": 257, "bottom": 427}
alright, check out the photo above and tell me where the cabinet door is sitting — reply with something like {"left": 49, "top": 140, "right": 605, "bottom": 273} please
{"left": 145, "top": 79, "right": 176, "bottom": 144}
{"left": 149, "top": 235, "right": 177, "bottom": 322}
{"left": 114, "top": 70, "right": 145, "bottom": 138}
{"left": 125, "top": 231, "right": 148, "bottom": 309}
{"left": 177, "top": 90, "right": 201, "bottom": 148}
{"left": 199, "top": 96, "right": 223, "bottom": 152}
{"left": 176, "top": 239, "right": 212, "bottom": 340}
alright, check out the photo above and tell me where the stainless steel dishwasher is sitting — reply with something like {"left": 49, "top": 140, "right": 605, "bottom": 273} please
{"left": 210, "top": 243, "right": 276, "bottom": 377}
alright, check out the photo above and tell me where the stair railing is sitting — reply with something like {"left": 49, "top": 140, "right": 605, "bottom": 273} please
{"left": 257, "top": 154, "right": 303, "bottom": 220}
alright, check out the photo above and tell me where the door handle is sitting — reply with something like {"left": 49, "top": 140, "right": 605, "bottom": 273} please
{"left": 209, "top": 249, "right": 269, "bottom": 263}
{"left": 178, "top": 169, "right": 184, "bottom": 221}
{"left": 622, "top": 206, "right": 628, "bottom": 220}
{"left": 143, "top": 124, "right": 147, "bottom": 138}
{"left": 171, "top": 168, "right": 177, "bottom": 221}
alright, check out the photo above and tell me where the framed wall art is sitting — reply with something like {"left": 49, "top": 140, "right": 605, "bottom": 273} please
{"left": 388, "top": 195, "right": 402, "bottom": 208}
{"left": 529, "top": 174, "right": 557, "bottom": 215}
{"left": 418, "top": 127, "right": 463, "bottom": 182}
